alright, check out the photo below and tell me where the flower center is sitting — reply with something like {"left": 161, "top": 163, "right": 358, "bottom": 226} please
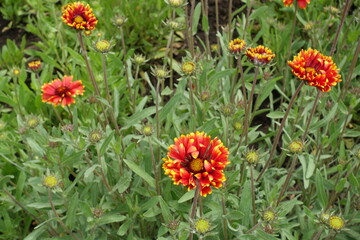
{"left": 189, "top": 158, "right": 204, "bottom": 172}
{"left": 56, "top": 86, "right": 69, "bottom": 97}
{"left": 74, "top": 15, "right": 84, "bottom": 23}
{"left": 305, "top": 67, "right": 315, "bottom": 73}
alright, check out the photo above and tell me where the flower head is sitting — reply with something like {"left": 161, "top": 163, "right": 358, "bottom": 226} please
{"left": 26, "top": 115, "right": 40, "bottom": 129}
{"left": 228, "top": 38, "right": 246, "bottom": 55}
{"left": 164, "top": 19, "right": 185, "bottom": 31}
{"left": 41, "top": 76, "right": 85, "bottom": 107}
{"left": 263, "top": 209, "right": 277, "bottom": 222}
{"left": 181, "top": 61, "right": 196, "bottom": 75}
{"left": 88, "top": 129, "right": 102, "bottom": 143}
{"left": 113, "top": 15, "right": 128, "bottom": 27}
{"left": 151, "top": 66, "right": 169, "bottom": 79}
{"left": 245, "top": 149, "right": 260, "bottom": 165}
{"left": 288, "top": 140, "right": 304, "bottom": 153}
{"left": 288, "top": 49, "right": 341, "bottom": 92}
{"left": 246, "top": 45, "right": 275, "bottom": 66}
{"left": 132, "top": 53, "right": 148, "bottom": 65}
{"left": 328, "top": 215, "right": 345, "bottom": 231}
{"left": 94, "top": 39, "right": 112, "bottom": 53}
{"left": 61, "top": 2, "right": 98, "bottom": 30}
{"left": 12, "top": 68, "right": 21, "bottom": 76}
{"left": 166, "top": 0, "right": 186, "bottom": 8}
{"left": 28, "top": 60, "right": 42, "bottom": 72}
{"left": 283, "top": 0, "right": 310, "bottom": 9}
{"left": 43, "top": 175, "right": 58, "bottom": 188}
{"left": 163, "top": 132, "right": 230, "bottom": 196}
{"left": 141, "top": 124, "right": 153, "bottom": 136}
{"left": 195, "top": 218, "right": 211, "bottom": 235}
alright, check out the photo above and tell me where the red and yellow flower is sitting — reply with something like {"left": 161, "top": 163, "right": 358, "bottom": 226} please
{"left": 61, "top": 2, "right": 98, "bottom": 30}
{"left": 28, "top": 60, "right": 42, "bottom": 72}
{"left": 283, "top": 0, "right": 310, "bottom": 9}
{"left": 246, "top": 45, "right": 275, "bottom": 66}
{"left": 163, "top": 132, "right": 230, "bottom": 197}
{"left": 288, "top": 48, "right": 341, "bottom": 92}
{"left": 41, "top": 76, "right": 85, "bottom": 107}
{"left": 229, "top": 38, "right": 246, "bottom": 55}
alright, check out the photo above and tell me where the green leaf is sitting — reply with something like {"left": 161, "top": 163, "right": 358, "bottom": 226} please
{"left": 158, "top": 196, "right": 172, "bottom": 223}
{"left": 96, "top": 214, "right": 126, "bottom": 226}
{"left": 159, "top": 93, "right": 183, "bottom": 122}
{"left": 100, "top": 131, "right": 114, "bottom": 155}
{"left": 266, "top": 111, "right": 285, "bottom": 119}
{"left": 315, "top": 170, "right": 327, "bottom": 208}
{"left": 0, "top": 95, "right": 16, "bottom": 106}
{"left": 65, "top": 192, "right": 79, "bottom": 229}
{"left": 192, "top": 3, "right": 202, "bottom": 35}
{"left": 201, "top": 13, "right": 209, "bottom": 32}
{"left": 62, "top": 150, "right": 85, "bottom": 166}
{"left": 335, "top": 178, "right": 347, "bottom": 193}
{"left": 349, "top": 172, "right": 359, "bottom": 189}
{"left": 117, "top": 219, "right": 132, "bottom": 236}
{"left": 124, "top": 106, "right": 156, "bottom": 128}
{"left": 24, "top": 226, "right": 46, "bottom": 240}
{"left": 15, "top": 171, "right": 26, "bottom": 200}
{"left": 178, "top": 189, "right": 195, "bottom": 203}
{"left": 254, "top": 77, "right": 281, "bottom": 111}
{"left": 123, "top": 159, "right": 155, "bottom": 188}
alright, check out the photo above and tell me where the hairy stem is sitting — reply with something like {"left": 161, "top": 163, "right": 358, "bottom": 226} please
{"left": 257, "top": 81, "right": 305, "bottom": 181}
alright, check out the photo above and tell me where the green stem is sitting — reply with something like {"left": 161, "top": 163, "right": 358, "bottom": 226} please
{"left": 215, "top": 0, "right": 220, "bottom": 56}
{"left": 101, "top": 54, "right": 121, "bottom": 135}
{"left": 281, "top": 5, "right": 298, "bottom": 103}
{"left": 48, "top": 189, "right": 80, "bottom": 240}
{"left": 246, "top": 67, "right": 259, "bottom": 136}
{"left": 189, "top": 77, "right": 196, "bottom": 131}
{"left": 330, "top": 0, "right": 353, "bottom": 56}
{"left": 221, "top": 193, "right": 228, "bottom": 240}
{"left": 4, "top": 189, "right": 58, "bottom": 236}
{"left": 148, "top": 137, "right": 161, "bottom": 195}
{"left": 257, "top": 81, "right": 305, "bottom": 181}
{"left": 77, "top": 31, "right": 108, "bottom": 129}
{"left": 120, "top": 27, "right": 133, "bottom": 111}
{"left": 250, "top": 165, "right": 256, "bottom": 225}
{"left": 189, "top": 0, "right": 196, "bottom": 57}
{"left": 276, "top": 91, "right": 320, "bottom": 206}
{"left": 227, "top": 0, "right": 233, "bottom": 41}
{"left": 189, "top": 180, "right": 200, "bottom": 240}
{"left": 339, "top": 37, "right": 360, "bottom": 101}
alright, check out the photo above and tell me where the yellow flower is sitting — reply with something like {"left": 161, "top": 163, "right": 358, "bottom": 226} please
{"left": 94, "top": 40, "right": 112, "bottom": 53}
{"left": 328, "top": 216, "right": 344, "bottom": 231}
{"left": 245, "top": 150, "right": 259, "bottom": 165}
{"left": 195, "top": 219, "right": 210, "bottom": 234}
{"left": 263, "top": 209, "right": 276, "bottom": 222}
{"left": 181, "top": 61, "right": 196, "bottom": 75}
{"left": 43, "top": 175, "right": 58, "bottom": 188}
{"left": 288, "top": 141, "right": 304, "bottom": 153}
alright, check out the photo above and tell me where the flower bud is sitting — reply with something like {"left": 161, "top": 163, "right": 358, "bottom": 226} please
{"left": 181, "top": 61, "right": 196, "bottom": 75}
{"left": 43, "top": 175, "right": 58, "bottom": 188}
{"left": 195, "top": 218, "right": 210, "bottom": 235}
{"left": 328, "top": 215, "right": 345, "bottom": 231}
{"left": 288, "top": 141, "right": 304, "bottom": 153}
{"left": 94, "top": 39, "right": 112, "bottom": 53}
{"left": 88, "top": 129, "right": 102, "bottom": 143}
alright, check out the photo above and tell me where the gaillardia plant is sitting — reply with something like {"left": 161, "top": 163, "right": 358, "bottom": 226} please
{"left": 41, "top": 76, "right": 85, "bottom": 107}
{"left": 163, "top": 132, "right": 230, "bottom": 196}
{"left": 288, "top": 48, "right": 342, "bottom": 92}
{"left": 61, "top": 2, "right": 98, "bottom": 30}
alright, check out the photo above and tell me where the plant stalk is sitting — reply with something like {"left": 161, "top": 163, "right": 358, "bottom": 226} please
{"left": 257, "top": 81, "right": 305, "bottom": 181}
{"left": 189, "top": 180, "right": 200, "bottom": 240}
